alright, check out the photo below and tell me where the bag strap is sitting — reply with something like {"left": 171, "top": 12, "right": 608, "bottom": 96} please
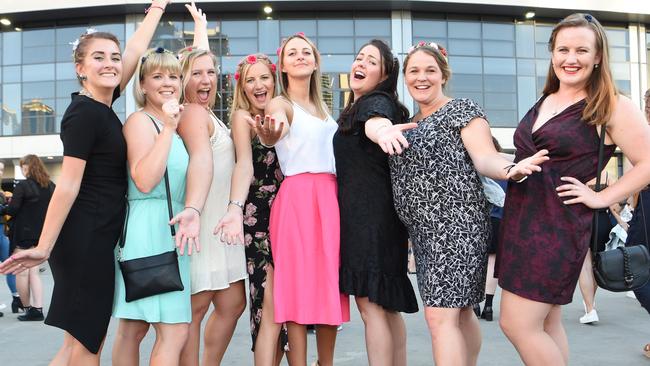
{"left": 617, "top": 246, "right": 635, "bottom": 288}
{"left": 591, "top": 123, "right": 607, "bottom": 256}
{"left": 640, "top": 191, "right": 649, "bottom": 249}
{"left": 118, "top": 114, "right": 176, "bottom": 255}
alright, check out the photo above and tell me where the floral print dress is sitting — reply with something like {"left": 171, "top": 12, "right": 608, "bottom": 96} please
{"left": 244, "top": 138, "right": 288, "bottom": 351}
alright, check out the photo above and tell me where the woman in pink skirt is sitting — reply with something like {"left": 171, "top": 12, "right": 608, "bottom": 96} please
{"left": 249, "top": 33, "right": 350, "bottom": 366}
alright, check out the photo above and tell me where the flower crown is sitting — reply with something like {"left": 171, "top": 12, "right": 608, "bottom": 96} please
{"left": 70, "top": 27, "right": 98, "bottom": 58}
{"left": 408, "top": 41, "right": 448, "bottom": 61}
{"left": 276, "top": 32, "right": 306, "bottom": 56}
{"left": 141, "top": 47, "right": 178, "bottom": 64}
{"left": 234, "top": 54, "right": 277, "bottom": 81}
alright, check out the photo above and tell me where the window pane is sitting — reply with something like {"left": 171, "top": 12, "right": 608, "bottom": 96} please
{"left": 3, "top": 65, "right": 21, "bottom": 83}
{"left": 321, "top": 54, "right": 354, "bottom": 73}
{"left": 483, "top": 58, "right": 516, "bottom": 75}
{"left": 413, "top": 20, "right": 447, "bottom": 39}
{"left": 280, "top": 20, "right": 317, "bottom": 37}
{"left": 448, "top": 22, "right": 480, "bottom": 39}
{"left": 483, "top": 40, "right": 514, "bottom": 57}
{"left": 23, "top": 29, "right": 54, "bottom": 47}
{"left": 355, "top": 37, "right": 390, "bottom": 52}
{"left": 517, "top": 59, "right": 535, "bottom": 76}
{"left": 605, "top": 28, "right": 628, "bottom": 47}
{"left": 516, "top": 24, "right": 535, "bottom": 58}
{"left": 23, "top": 46, "right": 56, "bottom": 64}
{"left": 56, "top": 79, "right": 79, "bottom": 97}
{"left": 227, "top": 38, "right": 257, "bottom": 55}
{"left": 23, "top": 81, "right": 55, "bottom": 100}
{"left": 483, "top": 23, "right": 514, "bottom": 41}
{"left": 484, "top": 75, "right": 516, "bottom": 92}
{"left": 355, "top": 19, "right": 390, "bottom": 37}
{"left": 452, "top": 91, "right": 483, "bottom": 105}
{"left": 609, "top": 47, "right": 629, "bottom": 62}
{"left": 610, "top": 62, "right": 630, "bottom": 80}
{"left": 56, "top": 27, "right": 86, "bottom": 45}
{"left": 318, "top": 20, "right": 353, "bottom": 37}
{"left": 2, "top": 83, "right": 22, "bottom": 136}
{"left": 222, "top": 20, "right": 258, "bottom": 38}
{"left": 450, "top": 74, "right": 483, "bottom": 92}
{"left": 22, "top": 64, "right": 55, "bottom": 82}
{"left": 448, "top": 39, "right": 481, "bottom": 56}
{"left": 319, "top": 38, "right": 354, "bottom": 54}
{"left": 485, "top": 92, "right": 516, "bottom": 109}
{"left": 486, "top": 109, "right": 517, "bottom": 126}
{"left": 93, "top": 23, "right": 125, "bottom": 40}
{"left": 449, "top": 56, "right": 482, "bottom": 74}
{"left": 258, "top": 20, "right": 280, "bottom": 55}
{"left": 534, "top": 25, "right": 553, "bottom": 43}
{"left": 517, "top": 76, "right": 537, "bottom": 120}
{"left": 3, "top": 32, "right": 22, "bottom": 64}
{"left": 56, "top": 62, "right": 77, "bottom": 81}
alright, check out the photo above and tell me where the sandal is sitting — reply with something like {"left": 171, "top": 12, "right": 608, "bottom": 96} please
{"left": 644, "top": 343, "right": 650, "bottom": 358}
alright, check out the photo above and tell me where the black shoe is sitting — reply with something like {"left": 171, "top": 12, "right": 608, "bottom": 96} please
{"left": 473, "top": 304, "right": 481, "bottom": 317}
{"left": 12, "top": 296, "right": 24, "bottom": 313}
{"left": 0, "top": 311, "right": 3, "bottom": 317}
{"left": 17, "top": 307, "right": 44, "bottom": 321}
{"left": 481, "top": 306, "right": 493, "bottom": 321}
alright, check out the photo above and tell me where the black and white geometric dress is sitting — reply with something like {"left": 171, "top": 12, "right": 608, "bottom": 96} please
{"left": 389, "top": 98, "right": 490, "bottom": 308}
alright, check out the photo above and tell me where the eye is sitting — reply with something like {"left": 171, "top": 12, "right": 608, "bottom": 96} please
{"left": 170, "top": 75, "right": 179, "bottom": 80}
{"left": 208, "top": 70, "right": 216, "bottom": 75}
{"left": 112, "top": 57, "right": 121, "bottom": 62}
{"left": 94, "top": 56, "right": 104, "bottom": 61}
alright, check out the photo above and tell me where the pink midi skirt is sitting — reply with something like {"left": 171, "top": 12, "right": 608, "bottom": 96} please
{"left": 269, "top": 173, "right": 350, "bottom": 325}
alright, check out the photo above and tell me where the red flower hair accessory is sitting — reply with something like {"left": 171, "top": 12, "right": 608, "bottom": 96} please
{"left": 234, "top": 71, "right": 240, "bottom": 81}
{"left": 270, "top": 63, "right": 277, "bottom": 73}
{"left": 408, "top": 41, "right": 448, "bottom": 61}
{"left": 247, "top": 55, "right": 258, "bottom": 64}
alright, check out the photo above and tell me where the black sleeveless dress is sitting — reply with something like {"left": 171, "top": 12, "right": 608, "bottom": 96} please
{"left": 497, "top": 95, "right": 615, "bottom": 305}
{"left": 45, "top": 88, "right": 127, "bottom": 354}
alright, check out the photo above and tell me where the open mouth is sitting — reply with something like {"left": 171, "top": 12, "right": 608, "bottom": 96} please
{"left": 562, "top": 66, "right": 581, "bottom": 74}
{"left": 414, "top": 85, "right": 430, "bottom": 90}
{"left": 353, "top": 71, "right": 366, "bottom": 80}
{"left": 253, "top": 90, "right": 267, "bottom": 103}
{"left": 197, "top": 89, "right": 211, "bottom": 103}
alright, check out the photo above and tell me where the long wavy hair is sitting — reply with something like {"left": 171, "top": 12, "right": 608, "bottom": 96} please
{"left": 339, "top": 39, "right": 409, "bottom": 132}
{"left": 19, "top": 155, "right": 50, "bottom": 188}
{"left": 542, "top": 13, "right": 617, "bottom": 126}
{"left": 277, "top": 34, "right": 328, "bottom": 119}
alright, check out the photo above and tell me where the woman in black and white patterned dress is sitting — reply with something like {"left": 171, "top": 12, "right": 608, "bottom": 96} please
{"left": 386, "top": 43, "right": 547, "bottom": 365}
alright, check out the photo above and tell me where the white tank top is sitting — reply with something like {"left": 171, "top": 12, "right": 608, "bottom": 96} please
{"left": 274, "top": 101, "right": 338, "bottom": 177}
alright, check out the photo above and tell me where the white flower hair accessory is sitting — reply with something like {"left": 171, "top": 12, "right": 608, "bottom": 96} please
{"left": 408, "top": 41, "right": 448, "bottom": 61}
{"left": 70, "top": 27, "right": 99, "bottom": 55}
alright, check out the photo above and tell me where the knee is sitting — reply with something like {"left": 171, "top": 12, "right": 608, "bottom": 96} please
{"left": 424, "top": 312, "right": 450, "bottom": 342}
{"left": 117, "top": 323, "right": 149, "bottom": 343}
{"left": 219, "top": 295, "right": 246, "bottom": 319}
{"left": 499, "top": 313, "right": 517, "bottom": 339}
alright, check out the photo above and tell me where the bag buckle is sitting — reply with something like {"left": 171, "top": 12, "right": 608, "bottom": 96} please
{"left": 625, "top": 274, "right": 634, "bottom": 287}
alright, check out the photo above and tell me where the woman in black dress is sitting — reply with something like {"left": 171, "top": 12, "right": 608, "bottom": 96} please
{"left": 0, "top": 155, "right": 54, "bottom": 321}
{"left": 334, "top": 39, "right": 418, "bottom": 366}
{"left": 0, "top": 1, "right": 194, "bottom": 364}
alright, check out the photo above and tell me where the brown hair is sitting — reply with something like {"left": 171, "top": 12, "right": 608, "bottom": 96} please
{"left": 73, "top": 31, "right": 121, "bottom": 85}
{"left": 542, "top": 13, "right": 617, "bottom": 125}
{"left": 229, "top": 53, "right": 277, "bottom": 119}
{"left": 402, "top": 43, "right": 451, "bottom": 88}
{"left": 19, "top": 155, "right": 50, "bottom": 188}
{"left": 277, "top": 34, "right": 328, "bottom": 119}
{"left": 644, "top": 88, "right": 650, "bottom": 122}
{"left": 178, "top": 47, "right": 219, "bottom": 109}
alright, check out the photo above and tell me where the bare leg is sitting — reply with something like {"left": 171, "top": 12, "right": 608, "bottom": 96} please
{"left": 314, "top": 325, "right": 337, "bottom": 366}
{"left": 180, "top": 291, "right": 213, "bottom": 366}
{"left": 255, "top": 266, "right": 284, "bottom": 366}
{"left": 202, "top": 280, "right": 246, "bottom": 365}
{"left": 112, "top": 319, "right": 150, "bottom": 366}
{"left": 544, "top": 305, "right": 569, "bottom": 364}
{"left": 51, "top": 331, "right": 104, "bottom": 366}
{"left": 49, "top": 331, "right": 75, "bottom": 366}
{"left": 150, "top": 322, "right": 190, "bottom": 366}
{"left": 355, "top": 296, "right": 394, "bottom": 366}
{"left": 578, "top": 250, "right": 597, "bottom": 313}
{"left": 28, "top": 266, "right": 43, "bottom": 308}
{"left": 458, "top": 306, "right": 482, "bottom": 366}
{"left": 286, "top": 322, "right": 307, "bottom": 366}
{"left": 485, "top": 254, "right": 498, "bottom": 296}
{"left": 386, "top": 310, "right": 407, "bottom": 366}
{"left": 14, "top": 249, "right": 31, "bottom": 308}
{"left": 499, "top": 290, "right": 566, "bottom": 366}
{"left": 424, "top": 306, "right": 467, "bottom": 365}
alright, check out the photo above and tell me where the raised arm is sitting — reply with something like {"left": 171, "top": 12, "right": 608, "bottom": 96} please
{"left": 0, "top": 157, "right": 85, "bottom": 274}
{"left": 186, "top": 1, "right": 209, "bottom": 50}
{"left": 120, "top": 0, "right": 171, "bottom": 91}
{"left": 214, "top": 109, "right": 255, "bottom": 244}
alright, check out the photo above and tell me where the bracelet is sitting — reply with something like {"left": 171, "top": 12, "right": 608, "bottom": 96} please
{"left": 185, "top": 206, "right": 201, "bottom": 216}
{"left": 145, "top": 5, "right": 165, "bottom": 14}
{"left": 504, "top": 164, "right": 516, "bottom": 175}
{"left": 228, "top": 200, "right": 245, "bottom": 210}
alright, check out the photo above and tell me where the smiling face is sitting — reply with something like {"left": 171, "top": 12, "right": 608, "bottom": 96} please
{"left": 281, "top": 37, "right": 317, "bottom": 79}
{"left": 75, "top": 38, "right": 122, "bottom": 91}
{"left": 551, "top": 26, "right": 601, "bottom": 90}
{"left": 140, "top": 68, "right": 181, "bottom": 108}
{"left": 404, "top": 50, "right": 446, "bottom": 107}
{"left": 242, "top": 62, "right": 275, "bottom": 113}
{"left": 183, "top": 54, "right": 217, "bottom": 108}
{"left": 350, "top": 45, "right": 386, "bottom": 100}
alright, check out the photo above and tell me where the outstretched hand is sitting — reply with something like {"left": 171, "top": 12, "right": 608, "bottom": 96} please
{"left": 246, "top": 114, "right": 285, "bottom": 147}
{"left": 0, "top": 246, "right": 49, "bottom": 275}
{"left": 556, "top": 177, "right": 609, "bottom": 209}
{"left": 213, "top": 209, "right": 245, "bottom": 245}
{"left": 376, "top": 123, "right": 418, "bottom": 155}
{"left": 169, "top": 208, "right": 201, "bottom": 255}
{"left": 506, "top": 149, "right": 550, "bottom": 181}
{"left": 185, "top": 1, "right": 207, "bottom": 28}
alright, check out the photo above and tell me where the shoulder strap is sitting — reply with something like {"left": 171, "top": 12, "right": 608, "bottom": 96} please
{"left": 591, "top": 124, "right": 607, "bottom": 255}
{"left": 118, "top": 114, "right": 176, "bottom": 253}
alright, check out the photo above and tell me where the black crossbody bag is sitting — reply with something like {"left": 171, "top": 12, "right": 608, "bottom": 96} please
{"left": 117, "top": 116, "right": 184, "bottom": 302}
{"left": 592, "top": 124, "right": 650, "bottom": 292}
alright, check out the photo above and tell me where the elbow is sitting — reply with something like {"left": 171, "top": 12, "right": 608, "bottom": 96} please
{"left": 134, "top": 180, "right": 154, "bottom": 194}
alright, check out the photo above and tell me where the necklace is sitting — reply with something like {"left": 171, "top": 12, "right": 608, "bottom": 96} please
{"left": 78, "top": 88, "right": 94, "bottom": 100}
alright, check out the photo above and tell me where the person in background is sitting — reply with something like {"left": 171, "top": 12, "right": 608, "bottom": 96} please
{"left": 0, "top": 155, "right": 54, "bottom": 321}
{"left": 0, "top": 162, "right": 21, "bottom": 316}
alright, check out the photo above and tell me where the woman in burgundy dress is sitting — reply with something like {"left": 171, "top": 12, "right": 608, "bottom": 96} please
{"left": 497, "top": 13, "right": 650, "bottom": 366}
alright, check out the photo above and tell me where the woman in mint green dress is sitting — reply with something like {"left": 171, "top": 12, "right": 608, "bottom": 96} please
{"left": 111, "top": 48, "right": 193, "bottom": 365}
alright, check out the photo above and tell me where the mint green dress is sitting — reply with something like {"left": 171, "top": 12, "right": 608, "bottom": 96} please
{"left": 113, "top": 122, "right": 191, "bottom": 323}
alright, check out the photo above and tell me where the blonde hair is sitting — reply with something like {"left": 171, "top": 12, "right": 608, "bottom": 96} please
{"left": 133, "top": 48, "right": 181, "bottom": 108}
{"left": 543, "top": 13, "right": 617, "bottom": 125}
{"left": 229, "top": 54, "right": 277, "bottom": 119}
{"left": 277, "top": 34, "right": 328, "bottom": 119}
{"left": 178, "top": 47, "right": 219, "bottom": 109}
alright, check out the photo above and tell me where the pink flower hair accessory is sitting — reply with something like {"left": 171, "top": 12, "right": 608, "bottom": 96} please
{"left": 408, "top": 41, "right": 448, "bottom": 61}
{"left": 234, "top": 71, "right": 240, "bottom": 81}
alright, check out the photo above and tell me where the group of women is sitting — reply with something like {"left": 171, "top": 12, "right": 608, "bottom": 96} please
{"left": 1, "top": 2, "right": 650, "bottom": 365}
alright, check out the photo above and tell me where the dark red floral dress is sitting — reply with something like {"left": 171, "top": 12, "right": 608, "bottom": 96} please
{"left": 496, "top": 95, "right": 615, "bottom": 305}
{"left": 244, "top": 138, "right": 288, "bottom": 351}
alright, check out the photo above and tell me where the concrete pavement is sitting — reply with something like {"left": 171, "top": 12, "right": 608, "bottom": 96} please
{"left": 1, "top": 265, "right": 649, "bottom": 365}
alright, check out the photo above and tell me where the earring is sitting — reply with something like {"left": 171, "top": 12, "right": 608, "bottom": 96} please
{"left": 595, "top": 64, "right": 600, "bottom": 69}
{"left": 77, "top": 74, "right": 87, "bottom": 81}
